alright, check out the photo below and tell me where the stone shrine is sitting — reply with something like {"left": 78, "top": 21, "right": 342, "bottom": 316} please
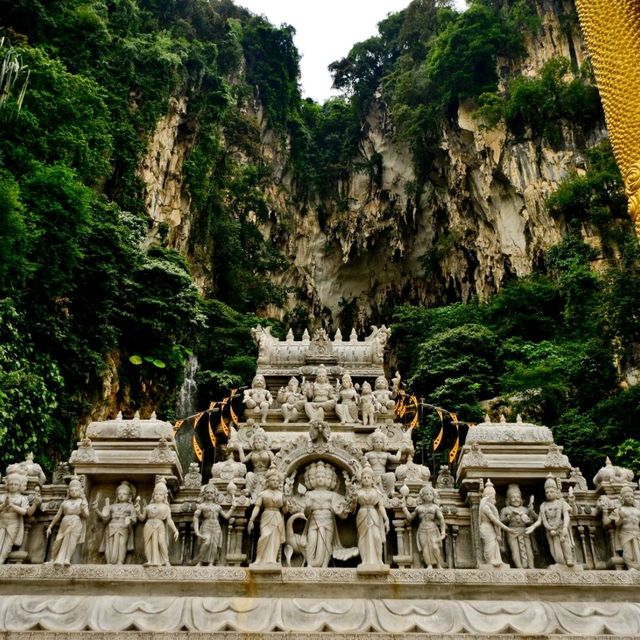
{"left": 0, "top": 326, "right": 639, "bottom": 638}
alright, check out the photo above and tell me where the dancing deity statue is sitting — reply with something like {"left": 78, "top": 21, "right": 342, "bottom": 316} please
{"left": 135, "top": 478, "right": 179, "bottom": 567}
{"left": 402, "top": 484, "right": 446, "bottom": 569}
{"left": 94, "top": 482, "right": 137, "bottom": 565}
{"left": 192, "top": 484, "right": 235, "bottom": 566}
{"left": 47, "top": 476, "right": 89, "bottom": 566}
{"left": 526, "top": 476, "right": 576, "bottom": 568}
{"left": 243, "top": 374, "right": 273, "bottom": 424}
{"left": 248, "top": 466, "right": 287, "bottom": 567}
{"left": 0, "top": 472, "right": 40, "bottom": 564}
{"left": 500, "top": 484, "right": 536, "bottom": 569}
{"left": 478, "top": 479, "right": 513, "bottom": 569}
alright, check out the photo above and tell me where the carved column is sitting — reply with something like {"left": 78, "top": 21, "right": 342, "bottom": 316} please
{"left": 391, "top": 513, "right": 412, "bottom": 568}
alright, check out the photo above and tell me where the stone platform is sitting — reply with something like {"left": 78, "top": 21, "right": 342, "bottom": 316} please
{"left": 0, "top": 565, "right": 639, "bottom": 638}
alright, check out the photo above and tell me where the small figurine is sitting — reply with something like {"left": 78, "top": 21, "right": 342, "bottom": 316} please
{"left": 526, "top": 475, "right": 576, "bottom": 568}
{"left": 372, "top": 376, "right": 396, "bottom": 416}
{"left": 335, "top": 373, "right": 361, "bottom": 424}
{"left": 0, "top": 473, "right": 40, "bottom": 564}
{"left": 243, "top": 374, "right": 273, "bottom": 424}
{"left": 193, "top": 484, "right": 235, "bottom": 566}
{"left": 478, "top": 479, "right": 513, "bottom": 569}
{"left": 360, "top": 382, "right": 379, "bottom": 426}
{"left": 355, "top": 465, "right": 389, "bottom": 569}
{"left": 135, "top": 478, "right": 179, "bottom": 567}
{"left": 277, "top": 377, "right": 305, "bottom": 424}
{"left": 402, "top": 484, "right": 446, "bottom": 568}
{"left": 248, "top": 466, "right": 286, "bottom": 567}
{"left": 46, "top": 476, "right": 89, "bottom": 566}
{"left": 500, "top": 484, "right": 535, "bottom": 569}
{"left": 94, "top": 482, "right": 137, "bottom": 565}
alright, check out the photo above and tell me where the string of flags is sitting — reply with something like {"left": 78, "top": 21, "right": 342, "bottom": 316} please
{"left": 173, "top": 387, "right": 245, "bottom": 462}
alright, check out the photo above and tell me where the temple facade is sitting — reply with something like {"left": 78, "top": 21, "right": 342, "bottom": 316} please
{"left": 0, "top": 326, "right": 639, "bottom": 638}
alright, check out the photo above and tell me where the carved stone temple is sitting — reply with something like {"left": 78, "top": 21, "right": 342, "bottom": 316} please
{"left": 1, "top": 326, "right": 639, "bottom": 638}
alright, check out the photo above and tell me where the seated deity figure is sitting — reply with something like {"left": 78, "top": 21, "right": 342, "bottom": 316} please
{"left": 135, "top": 478, "right": 179, "bottom": 567}
{"left": 46, "top": 476, "right": 89, "bottom": 566}
{"left": 500, "top": 484, "right": 536, "bottom": 569}
{"left": 478, "top": 480, "right": 513, "bottom": 569}
{"left": 526, "top": 476, "right": 576, "bottom": 568}
{"left": 335, "top": 373, "right": 361, "bottom": 424}
{"left": 211, "top": 449, "right": 247, "bottom": 484}
{"left": 610, "top": 485, "right": 640, "bottom": 570}
{"left": 364, "top": 428, "right": 407, "bottom": 496}
{"left": 304, "top": 365, "right": 337, "bottom": 421}
{"left": 0, "top": 472, "right": 40, "bottom": 564}
{"left": 243, "top": 374, "right": 273, "bottom": 424}
{"left": 277, "top": 376, "right": 305, "bottom": 424}
{"left": 94, "top": 481, "right": 137, "bottom": 565}
{"left": 286, "top": 461, "right": 356, "bottom": 567}
{"left": 373, "top": 376, "right": 396, "bottom": 417}
{"left": 193, "top": 484, "right": 235, "bottom": 566}
{"left": 360, "top": 382, "right": 379, "bottom": 426}
{"left": 232, "top": 427, "right": 275, "bottom": 499}
{"left": 356, "top": 464, "right": 390, "bottom": 569}
{"left": 248, "top": 466, "right": 287, "bottom": 567}
{"left": 402, "top": 484, "right": 446, "bottom": 568}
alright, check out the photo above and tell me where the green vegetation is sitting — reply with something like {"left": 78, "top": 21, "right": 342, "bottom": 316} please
{"left": 392, "top": 143, "right": 640, "bottom": 478}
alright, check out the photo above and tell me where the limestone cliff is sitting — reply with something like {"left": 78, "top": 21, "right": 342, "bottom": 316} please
{"left": 139, "top": 0, "right": 606, "bottom": 327}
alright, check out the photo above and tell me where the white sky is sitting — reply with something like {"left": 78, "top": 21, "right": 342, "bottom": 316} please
{"left": 237, "top": 0, "right": 467, "bottom": 103}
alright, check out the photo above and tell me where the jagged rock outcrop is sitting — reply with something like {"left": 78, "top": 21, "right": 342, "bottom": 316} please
{"left": 138, "top": 0, "right": 606, "bottom": 326}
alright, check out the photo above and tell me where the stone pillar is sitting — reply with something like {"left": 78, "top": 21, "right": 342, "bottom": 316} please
{"left": 391, "top": 513, "right": 412, "bottom": 568}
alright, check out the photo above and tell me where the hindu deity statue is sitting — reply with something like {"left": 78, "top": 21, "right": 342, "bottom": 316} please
{"left": 335, "top": 373, "right": 360, "bottom": 424}
{"left": 0, "top": 472, "right": 39, "bottom": 564}
{"left": 232, "top": 426, "right": 275, "bottom": 499}
{"left": 355, "top": 464, "right": 389, "bottom": 569}
{"left": 478, "top": 479, "right": 513, "bottom": 569}
{"left": 277, "top": 376, "right": 305, "bottom": 424}
{"left": 192, "top": 484, "right": 236, "bottom": 566}
{"left": 500, "top": 484, "right": 536, "bottom": 569}
{"left": 304, "top": 365, "right": 337, "bottom": 421}
{"left": 94, "top": 481, "right": 137, "bottom": 565}
{"left": 402, "top": 484, "right": 446, "bottom": 569}
{"left": 243, "top": 374, "right": 273, "bottom": 424}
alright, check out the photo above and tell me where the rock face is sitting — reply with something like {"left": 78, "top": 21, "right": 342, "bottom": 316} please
{"left": 139, "top": 0, "right": 605, "bottom": 325}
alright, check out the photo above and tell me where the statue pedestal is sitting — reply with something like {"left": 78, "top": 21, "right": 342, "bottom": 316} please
{"left": 356, "top": 563, "right": 390, "bottom": 575}
{"left": 249, "top": 562, "right": 282, "bottom": 574}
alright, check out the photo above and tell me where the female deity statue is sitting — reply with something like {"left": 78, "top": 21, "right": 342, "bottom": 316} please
{"left": 232, "top": 427, "right": 275, "bottom": 499}
{"left": 94, "top": 481, "right": 137, "bottom": 565}
{"left": 360, "top": 382, "right": 379, "bottom": 426}
{"left": 0, "top": 473, "right": 39, "bottom": 564}
{"left": 248, "top": 466, "right": 286, "bottom": 567}
{"left": 287, "top": 461, "right": 356, "bottom": 567}
{"left": 402, "top": 484, "right": 446, "bottom": 568}
{"left": 134, "top": 478, "right": 179, "bottom": 566}
{"left": 243, "top": 374, "right": 273, "bottom": 424}
{"left": 372, "top": 376, "right": 396, "bottom": 416}
{"left": 364, "top": 428, "right": 406, "bottom": 496}
{"left": 478, "top": 479, "right": 513, "bottom": 568}
{"left": 335, "top": 373, "right": 361, "bottom": 424}
{"left": 193, "top": 484, "right": 235, "bottom": 566}
{"left": 608, "top": 485, "right": 640, "bottom": 570}
{"left": 304, "top": 365, "right": 337, "bottom": 421}
{"left": 526, "top": 476, "right": 576, "bottom": 568}
{"left": 500, "top": 484, "right": 535, "bottom": 568}
{"left": 46, "top": 476, "right": 89, "bottom": 566}
{"left": 277, "top": 377, "right": 305, "bottom": 424}
{"left": 356, "top": 464, "right": 389, "bottom": 568}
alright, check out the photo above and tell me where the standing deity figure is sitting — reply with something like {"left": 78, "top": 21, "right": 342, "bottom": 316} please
{"left": 193, "top": 484, "right": 235, "bottom": 566}
{"left": 373, "top": 376, "right": 396, "bottom": 417}
{"left": 232, "top": 427, "right": 275, "bottom": 499}
{"left": 304, "top": 365, "right": 337, "bottom": 421}
{"left": 355, "top": 465, "right": 390, "bottom": 568}
{"left": 94, "top": 482, "right": 137, "bottom": 565}
{"left": 360, "top": 382, "right": 379, "bottom": 426}
{"left": 47, "top": 476, "right": 89, "bottom": 566}
{"left": 500, "top": 484, "right": 536, "bottom": 569}
{"left": 335, "top": 373, "right": 361, "bottom": 424}
{"left": 243, "top": 374, "right": 273, "bottom": 424}
{"left": 609, "top": 485, "right": 640, "bottom": 570}
{"left": 526, "top": 476, "right": 576, "bottom": 568}
{"left": 478, "top": 480, "right": 512, "bottom": 569}
{"left": 135, "top": 478, "right": 179, "bottom": 567}
{"left": 248, "top": 466, "right": 287, "bottom": 567}
{"left": 364, "top": 428, "right": 406, "bottom": 496}
{"left": 286, "top": 461, "right": 356, "bottom": 567}
{"left": 277, "top": 376, "right": 305, "bottom": 424}
{"left": 0, "top": 473, "right": 40, "bottom": 564}
{"left": 402, "top": 484, "right": 446, "bottom": 568}
{"left": 371, "top": 325, "right": 390, "bottom": 364}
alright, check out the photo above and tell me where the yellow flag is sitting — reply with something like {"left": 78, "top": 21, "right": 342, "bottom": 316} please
{"left": 173, "top": 419, "right": 183, "bottom": 435}
{"left": 433, "top": 408, "right": 445, "bottom": 450}
{"left": 192, "top": 431, "right": 203, "bottom": 462}
{"left": 448, "top": 414, "right": 460, "bottom": 463}
{"left": 208, "top": 412, "right": 217, "bottom": 447}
